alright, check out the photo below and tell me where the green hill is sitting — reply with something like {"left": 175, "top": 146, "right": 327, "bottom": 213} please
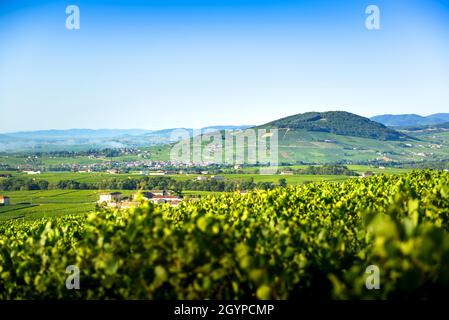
{"left": 239, "top": 111, "right": 449, "bottom": 164}
{"left": 259, "top": 111, "right": 408, "bottom": 141}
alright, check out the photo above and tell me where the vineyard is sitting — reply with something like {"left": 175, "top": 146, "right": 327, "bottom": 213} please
{"left": 0, "top": 170, "right": 449, "bottom": 299}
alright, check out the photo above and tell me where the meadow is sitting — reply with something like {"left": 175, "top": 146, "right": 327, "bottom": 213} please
{"left": 0, "top": 190, "right": 132, "bottom": 221}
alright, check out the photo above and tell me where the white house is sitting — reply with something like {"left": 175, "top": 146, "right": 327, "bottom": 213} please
{"left": 0, "top": 196, "right": 10, "bottom": 206}
{"left": 98, "top": 192, "right": 122, "bottom": 203}
{"left": 361, "top": 171, "right": 374, "bottom": 178}
{"left": 196, "top": 176, "right": 208, "bottom": 181}
{"left": 152, "top": 190, "right": 169, "bottom": 196}
{"left": 149, "top": 171, "right": 167, "bottom": 176}
{"left": 24, "top": 170, "right": 41, "bottom": 175}
{"left": 149, "top": 195, "right": 182, "bottom": 207}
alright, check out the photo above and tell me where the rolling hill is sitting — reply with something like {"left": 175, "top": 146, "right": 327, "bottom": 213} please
{"left": 226, "top": 111, "right": 449, "bottom": 164}
{"left": 258, "top": 111, "right": 409, "bottom": 141}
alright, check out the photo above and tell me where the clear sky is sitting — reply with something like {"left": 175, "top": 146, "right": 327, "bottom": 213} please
{"left": 1, "top": 0, "right": 449, "bottom": 132}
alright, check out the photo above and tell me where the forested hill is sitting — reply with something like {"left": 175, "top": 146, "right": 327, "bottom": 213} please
{"left": 258, "top": 111, "right": 409, "bottom": 141}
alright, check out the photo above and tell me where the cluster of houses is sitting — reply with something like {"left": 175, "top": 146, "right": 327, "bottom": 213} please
{"left": 0, "top": 195, "right": 10, "bottom": 206}
{"left": 73, "top": 159, "right": 221, "bottom": 175}
{"left": 97, "top": 190, "right": 182, "bottom": 208}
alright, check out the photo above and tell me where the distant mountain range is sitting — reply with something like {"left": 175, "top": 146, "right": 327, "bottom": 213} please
{"left": 371, "top": 113, "right": 449, "bottom": 127}
{"left": 4, "top": 126, "right": 252, "bottom": 140}
{"left": 0, "top": 126, "right": 252, "bottom": 152}
{"left": 5, "top": 129, "right": 152, "bottom": 139}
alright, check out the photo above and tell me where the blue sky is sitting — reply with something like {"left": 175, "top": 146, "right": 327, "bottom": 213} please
{"left": 1, "top": 0, "right": 449, "bottom": 132}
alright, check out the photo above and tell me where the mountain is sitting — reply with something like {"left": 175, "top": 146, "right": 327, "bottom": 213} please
{"left": 393, "top": 121, "right": 449, "bottom": 132}
{"left": 371, "top": 113, "right": 449, "bottom": 127}
{"left": 259, "top": 111, "right": 408, "bottom": 141}
{"left": 6, "top": 129, "right": 152, "bottom": 140}
{"left": 436, "top": 122, "right": 449, "bottom": 129}
{"left": 142, "top": 126, "right": 252, "bottom": 143}
{"left": 202, "top": 125, "right": 252, "bottom": 132}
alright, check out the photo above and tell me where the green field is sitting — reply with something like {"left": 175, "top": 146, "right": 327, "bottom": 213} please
{"left": 0, "top": 190, "right": 133, "bottom": 221}
{"left": 0, "top": 171, "right": 141, "bottom": 183}
{"left": 0, "top": 166, "right": 415, "bottom": 221}
{"left": 1, "top": 164, "right": 407, "bottom": 183}
{"left": 0, "top": 174, "right": 347, "bottom": 221}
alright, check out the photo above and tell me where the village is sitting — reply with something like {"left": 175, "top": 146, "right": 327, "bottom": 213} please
{"left": 12, "top": 158, "right": 236, "bottom": 176}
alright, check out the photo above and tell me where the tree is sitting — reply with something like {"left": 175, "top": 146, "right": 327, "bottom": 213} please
{"left": 278, "top": 178, "right": 287, "bottom": 188}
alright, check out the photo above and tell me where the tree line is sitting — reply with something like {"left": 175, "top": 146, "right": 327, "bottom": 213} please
{"left": 0, "top": 176, "right": 282, "bottom": 192}
{"left": 283, "top": 165, "right": 359, "bottom": 176}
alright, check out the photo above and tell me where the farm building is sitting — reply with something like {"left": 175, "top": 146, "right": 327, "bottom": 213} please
{"left": 98, "top": 192, "right": 122, "bottom": 203}
{"left": 0, "top": 196, "right": 10, "bottom": 206}
{"left": 24, "top": 170, "right": 41, "bottom": 175}
{"left": 149, "top": 171, "right": 167, "bottom": 176}
{"left": 149, "top": 195, "right": 182, "bottom": 206}
{"left": 196, "top": 176, "right": 208, "bottom": 181}
{"left": 132, "top": 192, "right": 155, "bottom": 201}
{"left": 105, "top": 191, "right": 183, "bottom": 208}
{"left": 132, "top": 190, "right": 172, "bottom": 200}
{"left": 361, "top": 171, "right": 374, "bottom": 178}
{"left": 151, "top": 190, "right": 169, "bottom": 196}
{"left": 211, "top": 175, "right": 225, "bottom": 181}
